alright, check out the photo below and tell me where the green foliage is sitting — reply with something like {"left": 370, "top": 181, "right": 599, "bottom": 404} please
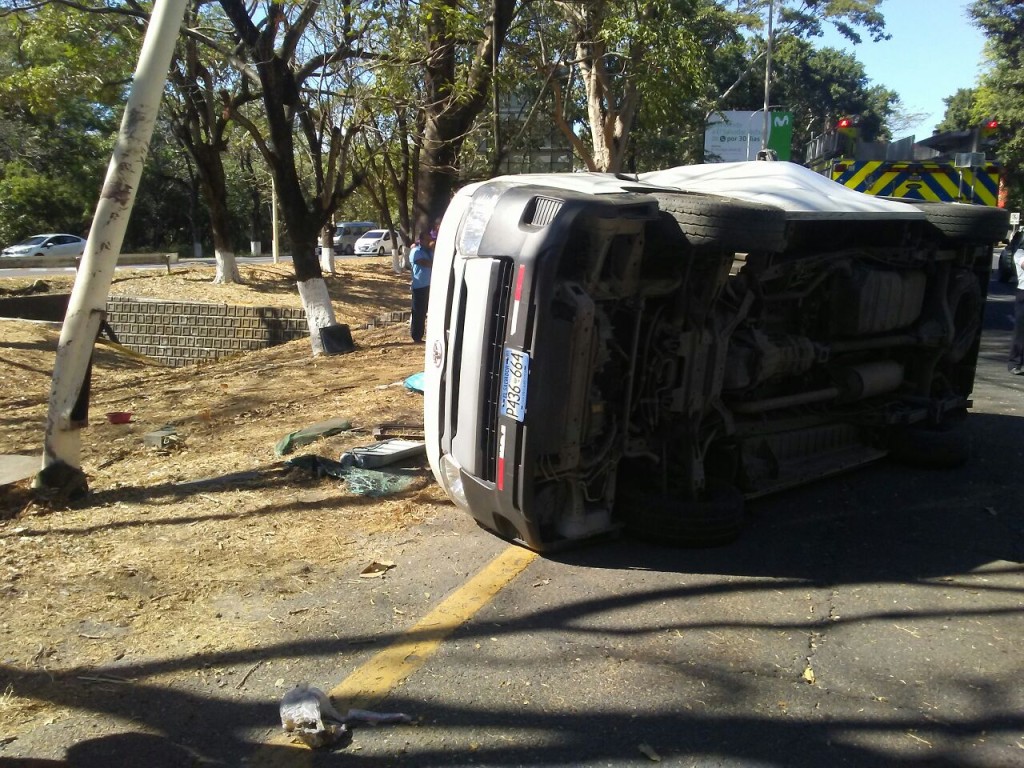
{"left": 0, "top": 163, "right": 90, "bottom": 244}
{"left": 937, "top": 88, "right": 982, "bottom": 132}
{"left": 0, "top": 0, "right": 926, "bottom": 253}
{"left": 0, "top": 7, "right": 139, "bottom": 119}
{"left": 0, "top": 5, "right": 145, "bottom": 245}
{"left": 714, "top": 33, "right": 899, "bottom": 161}
{"left": 969, "top": 0, "right": 1024, "bottom": 208}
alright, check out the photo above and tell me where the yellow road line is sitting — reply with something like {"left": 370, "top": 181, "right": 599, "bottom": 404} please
{"left": 253, "top": 544, "right": 537, "bottom": 765}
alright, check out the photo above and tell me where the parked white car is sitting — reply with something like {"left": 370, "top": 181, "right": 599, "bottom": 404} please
{"left": 332, "top": 221, "right": 377, "bottom": 254}
{"left": 2, "top": 234, "right": 87, "bottom": 258}
{"left": 353, "top": 229, "right": 395, "bottom": 256}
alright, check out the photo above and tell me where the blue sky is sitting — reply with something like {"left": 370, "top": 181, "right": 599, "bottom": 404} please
{"left": 814, "top": 0, "right": 988, "bottom": 140}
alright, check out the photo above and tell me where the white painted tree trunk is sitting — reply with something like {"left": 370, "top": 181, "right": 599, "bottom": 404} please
{"left": 297, "top": 278, "right": 338, "bottom": 356}
{"left": 213, "top": 248, "right": 241, "bottom": 284}
{"left": 319, "top": 229, "right": 336, "bottom": 274}
{"left": 37, "top": 0, "right": 188, "bottom": 487}
{"left": 271, "top": 178, "right": 280, "bottom": 264}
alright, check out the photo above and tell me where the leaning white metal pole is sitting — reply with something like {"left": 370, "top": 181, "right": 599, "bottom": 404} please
{"left": 761, "top": 0, "right": 774, "bottom": 151}
{"left": 38, "top": 0, "right": 188, "bottom": 482}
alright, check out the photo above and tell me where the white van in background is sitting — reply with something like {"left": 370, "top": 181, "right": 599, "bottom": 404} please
{"left": 332, "top": 221, "right": 377, "bottom": 254}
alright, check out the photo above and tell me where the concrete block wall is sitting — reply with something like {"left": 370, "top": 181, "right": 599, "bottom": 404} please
{"left": 104, "top": 297, "right": 309, "bottom": 367}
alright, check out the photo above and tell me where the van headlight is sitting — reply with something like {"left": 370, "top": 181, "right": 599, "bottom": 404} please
{"left": 458, "top": 183, "right": 511, "bottom": 257}
{"left": 439, "top": 454, "right": 469, "bottom": 509}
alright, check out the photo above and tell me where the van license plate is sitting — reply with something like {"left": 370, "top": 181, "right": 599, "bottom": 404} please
{"left": 500, "top": 348, "right": 529, "bottom": 422}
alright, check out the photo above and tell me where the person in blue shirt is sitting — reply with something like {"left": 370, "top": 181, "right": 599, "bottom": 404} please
{"left": 1008, "top": 239, "right": 1024, "bottom": 375}
{"left": 409, "top": 229, "right": 434, "bottom": 343}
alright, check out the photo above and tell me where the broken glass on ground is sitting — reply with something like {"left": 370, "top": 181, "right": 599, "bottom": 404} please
{"left": 284, "top": 455, "right": 418, "bottom": 497}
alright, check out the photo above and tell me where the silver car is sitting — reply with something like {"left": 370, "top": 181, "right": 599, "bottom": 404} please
{"left": 2, "top": 234, "right": 87, "bottom": 258}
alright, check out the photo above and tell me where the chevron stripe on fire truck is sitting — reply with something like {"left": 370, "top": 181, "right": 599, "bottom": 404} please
{"left": 829, "top": 161, "right": 1000, "bottom": 205}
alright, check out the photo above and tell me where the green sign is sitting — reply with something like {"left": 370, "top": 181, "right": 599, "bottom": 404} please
{"left": 766, "top": 112, "right": 793, "bottom": 161}
{"left": 704, "top": 110, "right": 794, "bottom": 162}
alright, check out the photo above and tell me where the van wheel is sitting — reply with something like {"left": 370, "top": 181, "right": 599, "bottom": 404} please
{"left": 889, "top": 423, "right": 970, "bottom": 469}
{"left": 621, "top": 487, "right": 745, "bottom": 548}
{"left": 898, "top": 201, "right": 1009, "bottom": 243}
{"left": 945, "top": 271, "right": 983, "bottom": 363}
{"left": 651, "top": 192, "right": 787, "bottom": 253}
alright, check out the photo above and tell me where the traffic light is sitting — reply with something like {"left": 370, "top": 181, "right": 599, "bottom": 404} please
{"left": 977, "top": 118, "right": 1001, "bottom": 152}
{"left": 835, "top": 116, "right": 859, "bottom": 156}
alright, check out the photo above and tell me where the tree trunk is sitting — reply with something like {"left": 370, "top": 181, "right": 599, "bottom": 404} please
{"left": 213, "top": 248, "right": 240, "bottom": 283}
{"left": 195, "top": 144, "right": 241, "bottom": 284}
{"left": 319, "top": 228, "right": 336, "bottom": 275}
{"left": 413, "top": 0, "right": 518, "bottom": 238}
{"left": 554, "top": 0, "right": 640, "bottom": 173}
{"left": 297, "top": 277, "right": 337, "bottom": 356}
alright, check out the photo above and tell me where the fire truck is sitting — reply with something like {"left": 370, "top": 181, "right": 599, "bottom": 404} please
{"left": 804, "top": 118, "right": 1003, "bottom": 207}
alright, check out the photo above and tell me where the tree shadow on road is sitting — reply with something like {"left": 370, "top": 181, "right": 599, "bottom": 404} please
{"left": 557, "top": 410, "right": 1024, "bottom": 584}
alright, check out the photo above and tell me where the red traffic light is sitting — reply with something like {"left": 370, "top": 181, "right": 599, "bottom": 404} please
{"left": 837, "top": 118, "right": 852, "bottom": 129}
{"left": 984, "top": 119, "right": 999, "bottom": 130}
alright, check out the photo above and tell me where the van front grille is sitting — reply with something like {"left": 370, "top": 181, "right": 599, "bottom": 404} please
{"left": 480, "top": 258, "right": 515, "bottom": 481}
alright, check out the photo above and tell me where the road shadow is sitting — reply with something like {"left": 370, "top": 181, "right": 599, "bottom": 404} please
{"left": 556, "top": 410, "right": 1024, "bottom": 583}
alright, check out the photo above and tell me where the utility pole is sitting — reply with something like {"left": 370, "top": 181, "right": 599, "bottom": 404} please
{"left": 762, "top": 0, "right": 775, "bottom": 151}
{"left": 36, "top": 0, "right": 189, "bottom": 497}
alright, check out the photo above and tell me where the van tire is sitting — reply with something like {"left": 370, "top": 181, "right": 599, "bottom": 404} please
{"left": 896, "top": 200, "right": 1009, "bottom": 243}
{"left": 651, "top": 192, "right": 787, "bottom": 253}
{"left": 945, "top": 271, "right": 983, "bottom": 363}
{"left": 889, "top": 423, "right": 970, "bottom": 469}
{"left": 622, "top": 487, "right": 745, "bottom": 548}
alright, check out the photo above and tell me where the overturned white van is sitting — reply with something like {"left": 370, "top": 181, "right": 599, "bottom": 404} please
{"left": 423, "top": 162, "right": 1008, "bottom": 552}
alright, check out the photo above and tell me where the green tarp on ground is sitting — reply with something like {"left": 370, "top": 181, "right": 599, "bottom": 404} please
{"left": 274, "top": 417, "right": 353, "bottom": 456}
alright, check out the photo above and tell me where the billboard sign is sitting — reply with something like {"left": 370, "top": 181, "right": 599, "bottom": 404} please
{"left": 705, "top": 110, "right": 794, "bottom": 162}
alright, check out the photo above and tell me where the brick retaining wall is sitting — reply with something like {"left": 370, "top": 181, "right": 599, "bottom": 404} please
{"left": 104, "top": 298, "right": 310, "bottom": 367}
{"left": 1, "top": 294, "right": 413, "bottom": 367}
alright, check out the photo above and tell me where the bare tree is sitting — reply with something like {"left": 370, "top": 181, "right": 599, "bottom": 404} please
{"left": 217, "top": 0, "right": 364, "bottom": 353}
{"left": 166, "top": 0, "right": 245, "bottom": 283}
{"left": 413, "top": 0, "right": 520, "bottom": 237}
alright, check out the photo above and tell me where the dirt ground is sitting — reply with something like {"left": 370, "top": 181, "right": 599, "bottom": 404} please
{"left": 0, "top": 259, "right": 452, "bottom": 741}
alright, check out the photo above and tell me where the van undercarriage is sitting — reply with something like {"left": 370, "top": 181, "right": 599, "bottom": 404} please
{"left": 425, "top": 165, "right": 1008, "bottom": 551}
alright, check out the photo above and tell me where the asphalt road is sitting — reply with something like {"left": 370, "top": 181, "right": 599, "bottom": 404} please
{"left": 4, "top": 277, "right": 1022, "bottom": 768}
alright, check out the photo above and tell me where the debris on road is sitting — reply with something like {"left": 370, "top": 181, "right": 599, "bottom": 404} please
{"left": 343, "top": 466, "right": 416, "bottom": 497}
{"left": 359, "top": 560, "right": 396, "bottom": 578}
{"left": 285, "top": 454, "right": 349, "bottom": 480}
{"left": 274, "top": 417, "right": 353, "bottom": 456}
{"left": 284, "top": 454, "right": 419, "bottom": 497}
{"left": 279, "top": 684, "right": 411, "bottom": 750}
{"left": 279, "top": 684, "right": 350, "bottom": 749}
{"left": 0, "top": 454, "right": 38, "bottom": 486}
{"left": 339, "top": 438, "right": 425, "bottom": 469}
{"left": 143, "top": 426, "right": 180, "bottom": 449}
{"left": 373, "top": 422, "right": 425, "bottom": 440}
{"left": 638, "top": 742, "right": 662, "bottom": 761}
